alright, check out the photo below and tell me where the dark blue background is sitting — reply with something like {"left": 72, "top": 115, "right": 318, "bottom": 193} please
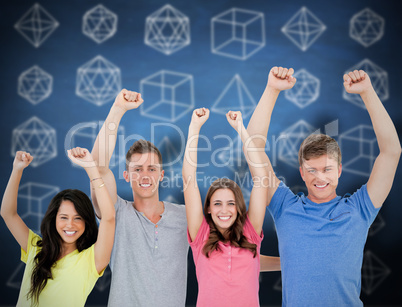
{"left": 1, "top": 0, "right": 401, "bottom": 305}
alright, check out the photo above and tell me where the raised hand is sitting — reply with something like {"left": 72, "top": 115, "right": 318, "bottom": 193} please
{"left": 267, "top": 66, "right": 297, "bottom": 91}
{"left": 343, "top": 70, "right": 372, "bottom": 95}
{"left": 226, "top": 111, "right": 244, "bottom": 132}
{"left": 113, "top": 89, "right": 144, "bottom": 112}
{"left": 67, "top": 147, "right": 96, "bottom": 169}
{"left": 190, "top": 108, "right": 210, "bottom": 130}
{"left": 13, "top": 151, "right": 33, "bottom": 171}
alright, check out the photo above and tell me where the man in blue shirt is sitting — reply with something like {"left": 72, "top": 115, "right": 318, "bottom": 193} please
{"left": 247, "top": 67, "right": 401, "bottom": 306}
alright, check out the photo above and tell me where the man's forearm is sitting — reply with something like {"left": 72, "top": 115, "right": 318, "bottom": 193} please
{"left": 92, "top": 105, "right": 126, "bottom": 170}
{"left": 247, "top": 86, "right": 280, "bottom": 149}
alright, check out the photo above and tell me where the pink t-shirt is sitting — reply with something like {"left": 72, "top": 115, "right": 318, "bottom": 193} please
{"left": 188, "top": 216, "right": 263, "bottom": 307}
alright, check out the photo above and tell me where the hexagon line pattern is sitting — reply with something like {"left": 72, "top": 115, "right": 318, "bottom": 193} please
{"left": 18, "top": 65, "right": 53, "bottom": 105}
{"left": 83, "top": 4, "right": 118, "bottom": 44}
{"left": 11, "top": 116, "right": 57, "bottom": 167}
{"left": 76, "top": 55, "right": 121, "bottom": 106}
{"left": 145, "top": 4, "right": 190, "bottom": 55}
{"left": 350, "top": 8, "right": 385, "bottom": 47}
{"left": 284, "top": 68, "right": 320, "bottom": 108}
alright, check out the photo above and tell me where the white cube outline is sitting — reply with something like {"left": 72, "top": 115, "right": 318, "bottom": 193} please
{"left": 211, "top": 7, "right": 265, "bottom": 60}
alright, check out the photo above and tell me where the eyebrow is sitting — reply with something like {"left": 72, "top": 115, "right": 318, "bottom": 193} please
{"left": 58, "top": 213, "right": 81, "bottom": 217}
{"left": 212, "top": 199, "right": 236, "bottom": 202}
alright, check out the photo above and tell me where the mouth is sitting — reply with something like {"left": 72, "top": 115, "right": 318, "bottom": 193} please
{"left": 139, "top": 183, "right": 151, "bottom": 188}
{"left": 218, "top": 216, "right": 231, "bottom": 221}
{"left": 64, "top": 230, "right": 77, "bottom": 236}
{"left": 314, "top": 183, "right": 329, "bottom": 189}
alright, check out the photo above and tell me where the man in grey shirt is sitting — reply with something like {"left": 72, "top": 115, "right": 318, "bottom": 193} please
{"left": 90, "top": 89, "right": 189, "bottom": 306}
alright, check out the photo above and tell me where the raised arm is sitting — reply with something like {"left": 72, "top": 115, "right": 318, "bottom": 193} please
{"left": 343, "top": 70, "right": 401, "bottom": 208}
{"left": 247, "top": 67, "right": 297, "bottom": 204}
{"left": 1, "top": 151, "right": 33, "bottom": 251}
{"left": 227, "top": 111, "right": 268, "bottom": 235}
{"left": 183, "top": 108, "right": 210, "bottom": 241}
{"left": 91, "top": 89, "right": 143, "bottom": 217}
{"left": 68, "top": 147, "right": 115, "bottom": 274}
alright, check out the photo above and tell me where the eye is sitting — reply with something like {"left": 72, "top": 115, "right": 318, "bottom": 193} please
{"left": 325, "top": 168, "right": 332, "bottom": 172}
{"left": 308, "top": 170, "right": 316, "bottom": 173}
{"left": 74, "top": 217, "right": 82, "bottom": 221}
{"left": 60, "top": 216, "right": 67, "bottom": 220}
{"left": 150, "top": 168, "right": 156, "bottom": 172}
{"left": 214, "top": 202, "right": 221, "bottom": 206}
{"left": 228, "top": 202, "right": 235, "bottom": 206}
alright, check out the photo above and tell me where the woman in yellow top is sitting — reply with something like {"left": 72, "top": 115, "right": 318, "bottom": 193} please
{"left": 1, "top": 147, "right": 115, "bottom": 307}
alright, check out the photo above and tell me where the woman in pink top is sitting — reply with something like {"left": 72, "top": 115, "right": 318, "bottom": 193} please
{"left": 183, "top": 108, "right": 279, "bottom": 307}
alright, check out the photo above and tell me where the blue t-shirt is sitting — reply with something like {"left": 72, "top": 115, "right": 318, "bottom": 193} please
{"left": 269, "top": 182, "right": 380, "bottom": 307}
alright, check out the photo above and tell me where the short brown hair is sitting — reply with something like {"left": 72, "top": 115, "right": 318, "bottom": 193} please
{"left": 126, "top": 140, "right": 163, "bottom": 170}
{"left": 298, "top": 134, "right": 341, "bottom": 166}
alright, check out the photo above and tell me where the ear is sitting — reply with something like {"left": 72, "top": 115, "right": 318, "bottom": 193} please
{"left": 299, "top": 166, "right": 305, "bottom": 182}
{"left": 123, "top": 170, "right": 130, "bottom": 183}
{"left": 159, "top": 169, "right": 164, "bottom": 182}
{"left": 338, "top": 163, "right": 342, "bottom": 178}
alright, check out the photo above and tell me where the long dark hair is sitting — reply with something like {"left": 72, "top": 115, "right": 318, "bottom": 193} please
{"left": 27, "top": 189, "right": 98, "bottom": 305}
{"left": 202, "top": 178, "right": 257, "bottom": 258}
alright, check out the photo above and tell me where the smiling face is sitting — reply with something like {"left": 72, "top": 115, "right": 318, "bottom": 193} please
{"left": 299, "top": 154, "right": 342, "bottom": 203}
{"left": 208, "top": 188, "right": 238, "bottom": 235}
{"left": 123, "top": 152, "right": 164, "bottom": 200}
{"left": 55, "top": 200, "right": 85, "bottom": 250}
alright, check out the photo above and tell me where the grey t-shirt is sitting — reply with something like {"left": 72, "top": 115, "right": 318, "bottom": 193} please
{"left": 107, "top": 196, "right": 189, "bottom": 307}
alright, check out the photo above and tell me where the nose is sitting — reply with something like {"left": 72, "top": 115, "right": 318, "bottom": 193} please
{"left": 314, "top": 171, "right": 327, "bottom": 182}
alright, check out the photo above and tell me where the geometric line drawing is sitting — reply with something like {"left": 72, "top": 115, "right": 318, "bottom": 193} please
{"left": 339, "top": 125, "right": 378, "bottom": 177}
{"left": 368, "top": 213, "right": 385, "bottom": 237}
{"left": 66, "top": 121, "right": 125, "bottom": 169}
{"left": 284, "top": 69, "right": 320, "bottom": 108}
{"left": 76, "top": 55, "right": 122, "bottom": 106}
{"left": 350, "top": 8, "right": 385, "bottom": 48}
{"left": 343, "top": 59, "right": 388, "bottom": 109}
{"left": 18, "top": 182, "right": 60, "bottom": 234}
{"left": 95, "top": 267, "right": 111, "bottom": 292}
{"left": 211, "top": 74, "right": 256, "bottom": 118}
{"left": 273, "top": 276, "right": 282, "bottom": 292}
{"left": 140, "top": 70, "right": 194, "bottom": 122}
{"left": 83, "top": 4, "right": 118, "bottom": 44}
{"left": 144, "top": 4, "right": 190, "bottom": 55}
{"left": 14, "top": 3, "right": 59, "bottom": 48}
{"left": 216, "top": 135, "right": 249, "bottom": 179}
{"left": 282, "top": 7, "right": 326, "bottom": 52}
{"left": 211, "top": 7, "right": 265, "bottom": 60}
{"left": 157, "top": 136, "right": 182, "bottom": 180}
{"left": 18, "top": 65, "right": 53, "bottom": 105}
{"left": 278, "top": 120, "right": 316, "bottom": 168}
{"left": 361, "top": 250, "right": 391, "bottom": 295}
{"left": 7, "top": 263, "right": 25, "bottom": 289}
{"left": 11, "top": 116, "right": 57, "bottom": 167}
